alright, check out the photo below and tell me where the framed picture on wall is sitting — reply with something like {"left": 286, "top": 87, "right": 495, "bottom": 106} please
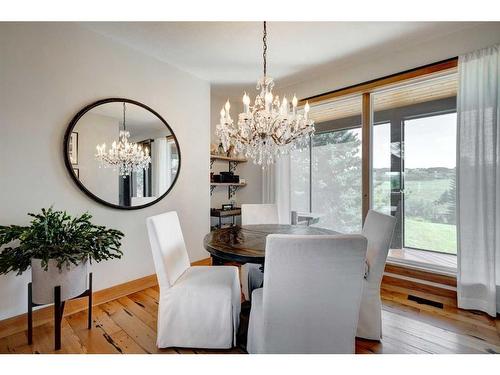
{"left": 73, "top": 168, "right": 79, "bottom": 179}
{"left": 69, "top": 132, "right": 78, "bottom": 165}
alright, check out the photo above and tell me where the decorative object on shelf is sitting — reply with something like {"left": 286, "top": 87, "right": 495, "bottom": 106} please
{"left": 0, "top": 207, "right": 123, "bottom": 350}
{"left": 216, "top": 21, "right": 315, "bottom": 167}
{"left": 210, "top": 143, "right": 218, "bottom": 155}
{"left": 95, "top": 102, "right": 151, "bottom": 177}
{"left": 219, "top": 171, "right": 239, "bottom": 183}
{"left": 69, "top": 132, "right": 79, "bottom": 165}
{"left": 226, "top": 145, "right": 236, "bottom": 158}
{"left": 222, "top": 203, "right": 234, "bottom": 211}
{"left": 65, "top": 98, "right": 181, "bottom": 210}
{"left": 218, "top": 142, "right": 225, "bottom": 155}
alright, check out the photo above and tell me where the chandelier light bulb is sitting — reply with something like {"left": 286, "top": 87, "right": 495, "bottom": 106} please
{"left": 282, "top": 97, "right": 288, "bottom": 115}
{"left": 243, "top": 92, "right": 250, "bottom": 113}
{"left": 264, "top": 92, "right": 273, "bottom": 111}
{"left": 224, "top": 100, "right": 231, "bottom": 112}
{"left": 304, "top": 101, "right": 310, "bottom": 120}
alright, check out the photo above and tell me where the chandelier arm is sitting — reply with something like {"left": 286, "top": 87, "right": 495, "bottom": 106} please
{"left": 271, "top": 134, "right": 282, "bottom": 145}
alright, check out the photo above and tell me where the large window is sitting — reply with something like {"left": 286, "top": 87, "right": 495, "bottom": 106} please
{"left": 290, "top": 95, "right": 363, "bottom": 233}
{"left": 403, "top": 113, "right": 457, "bottom": 253}
{"left": 311, "top": 129, "right": 362, "bottom": 233}
{"left": 371, "top": 73, "right": 457, "bottom": 254}
{"left": 290, "top": 147, "right": 310, "bottom": 214}
{"left": 291, "top": 66, "right": 458, "bottom": 256}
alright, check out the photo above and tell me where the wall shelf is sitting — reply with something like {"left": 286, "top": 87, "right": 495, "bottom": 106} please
{"left": 210, "top": 182, "right": 247, "bottom": 186}
{"left": 210, "top": 182, "right": 246, "bottom": 198}
{"left": 210, "top": 154, "right": 247, "bottom": 162}
{"left": 210, "top": 155, "right": 247, "bottom": 199}
{"left": 210, "top": 154, "right": 247, "bottom": 171}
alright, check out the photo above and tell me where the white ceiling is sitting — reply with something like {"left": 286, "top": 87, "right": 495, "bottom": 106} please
{"left": 83, "top": 22, "right": 483, "bottom": 87}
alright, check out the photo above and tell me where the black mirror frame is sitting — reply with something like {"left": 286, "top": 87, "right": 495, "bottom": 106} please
{"left": 63, "top": 98, "right": 181, "bottom": 210}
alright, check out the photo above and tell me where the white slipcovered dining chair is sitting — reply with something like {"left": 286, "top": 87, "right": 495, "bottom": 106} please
{"left": 356, "top": 210, "right": 396, "bottom": 341}
{"left": 240, "top": 204, "right": 279, "bottom": 301}
{"left": 146, "top": 211, "right": 241, "bottom": 349}
{"left": 247, "top": 234, "right": 367, "bottom": 354}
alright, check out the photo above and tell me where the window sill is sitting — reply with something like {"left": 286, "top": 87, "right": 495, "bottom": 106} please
{"left": 387, "top": 248, "right": 457, "bottom": 276}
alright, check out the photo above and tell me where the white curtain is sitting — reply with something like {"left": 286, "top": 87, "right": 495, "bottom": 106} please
{"left": 262, "top": 156, "right": 291, "bottom": 224}
{"left": 152, "top": 137, "right": 169, "bottom": 197}
{"left": 457, "top": 44, "right": 500, "bottom": 317}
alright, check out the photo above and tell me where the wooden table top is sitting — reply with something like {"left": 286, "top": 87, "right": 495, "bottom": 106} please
{"left": 203, "top": 224, "right": 337, "bottom": 264}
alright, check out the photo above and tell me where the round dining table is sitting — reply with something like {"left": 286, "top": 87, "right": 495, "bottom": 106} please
{"left": 203, "top": 224, "right": 337, "bottom": 266}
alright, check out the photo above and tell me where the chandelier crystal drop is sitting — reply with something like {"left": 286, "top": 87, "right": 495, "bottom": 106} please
{"left": 95, "top": 102, "right": 151, "bottom": 177}
{"left": 216, "top": 22, "right": 315, "bottom": 167}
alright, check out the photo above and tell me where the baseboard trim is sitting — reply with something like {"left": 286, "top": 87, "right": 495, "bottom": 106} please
{"left": 0, "top": 257, "right": 211, "bottom": 339}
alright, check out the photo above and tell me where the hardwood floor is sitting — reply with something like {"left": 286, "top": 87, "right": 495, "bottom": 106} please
{"left": 1, "top": 283, "right": 499, "bottom": 354}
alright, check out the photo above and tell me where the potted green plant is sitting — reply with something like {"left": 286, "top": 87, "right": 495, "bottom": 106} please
{"left": 0, "top": 207, "right": 124, "bottom": 305}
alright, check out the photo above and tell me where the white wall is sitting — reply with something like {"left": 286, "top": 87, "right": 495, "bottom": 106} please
{"left": 210, "top": 91, "right": 262, "bottom": 227}
{"left": 0, "top": 23, "right": 210, "bottom": 320}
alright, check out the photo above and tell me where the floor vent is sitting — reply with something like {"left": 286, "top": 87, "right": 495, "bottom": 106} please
{"left": 407, "top": 295, "right": 444, "bottom": 309}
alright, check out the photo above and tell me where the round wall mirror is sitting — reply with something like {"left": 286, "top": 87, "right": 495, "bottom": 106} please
{"left": 64, "top": 98, "right": 180, "bottom": 209}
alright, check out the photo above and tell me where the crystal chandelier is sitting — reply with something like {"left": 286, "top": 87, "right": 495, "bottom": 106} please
{"left": 95, "top": 102, "right": 151, "bottom": 177}
{"left": 216, "top": 22, "right": 315, "bottom": 167}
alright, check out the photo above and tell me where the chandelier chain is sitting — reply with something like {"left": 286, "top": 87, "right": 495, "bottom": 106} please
{"left": 122, "top": 102, "right": 126, "bottom": 131}
{"left": 263, "top": 21, "right": 267, "bottom": 78}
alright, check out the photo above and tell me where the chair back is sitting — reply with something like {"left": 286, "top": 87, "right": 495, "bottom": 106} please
{"left": 262, "top": 234, "right": 367, "bottom": 353}
{"left": 241, "top": 204, "right": 279, "bottom": 225}
{"left": 146, "top": 211, "right": 191, "bottom": 290}
{"left": 362, "top": 210, "right": 396, "bottom": 286}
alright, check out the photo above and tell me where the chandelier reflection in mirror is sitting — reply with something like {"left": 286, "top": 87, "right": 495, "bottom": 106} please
{"left": 95, "top": 102, "right": 151, "bottom": 177}
{"left": 216, "top": 22, "right": 315, "bottom": 167}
